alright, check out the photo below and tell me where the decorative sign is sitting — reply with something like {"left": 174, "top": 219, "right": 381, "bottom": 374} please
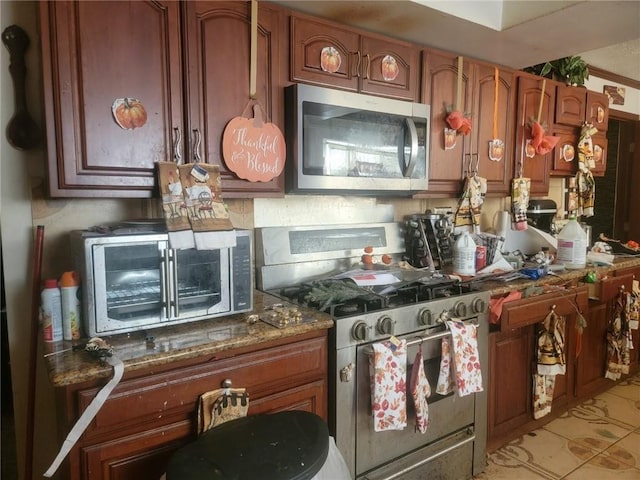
{"left": 561, "top": 144, "right": 575, "bottom": 162}
{"left": 525, "top": 139, "right": 536, "bottom": 158}
{"left": 488, "top": 139, "right": 504, "bottom": 162}
{"left": 603, "top": 85, "right": 625, "bottom": 105}
{"left": 444, "top": 128, "right": 457, "bottom": 150}
{"left": 222, "top": 103, "right": 285, "bottom": 182}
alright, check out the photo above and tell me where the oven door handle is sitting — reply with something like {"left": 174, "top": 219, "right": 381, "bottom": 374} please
{"left": 364, "top": 319, "right": 480, "bottom": 355}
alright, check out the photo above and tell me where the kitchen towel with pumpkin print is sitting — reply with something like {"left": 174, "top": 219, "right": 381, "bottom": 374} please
{"left": 176, "top": 163, "right": 236, "bottom": 250}
{"left": 369, "top": 339, "right": 407, "bottom": 432}
{"left": 445, "top": 320, "right": 483, "bottom": 397}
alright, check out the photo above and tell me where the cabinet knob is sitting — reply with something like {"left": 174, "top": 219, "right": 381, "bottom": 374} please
{"left": 221, "top": 379, "right": 232, "bottom": 388}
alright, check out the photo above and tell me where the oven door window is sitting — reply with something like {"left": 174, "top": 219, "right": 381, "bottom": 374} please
{"left": 302, "top": 101, "right": 426, "bottom": 180}
{"left": 173, "top": 248, "right": 230, "bottom": 318}
{"left": 101, "top": 243, "right": 164, "bottom": 322}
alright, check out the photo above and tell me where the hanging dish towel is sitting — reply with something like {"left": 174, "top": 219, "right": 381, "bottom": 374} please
{"left": 532, "top": 374, "right": 556, "bottom": 420}
{"left": 605, "top": 289, "right": 632, "bottom": 380}
{"left": 445, "top": 320, "right": 483, "bottom": 397}
{"left": 533, "top": 310, "right": 566, "bottom": 419}
{"left": 409, "top": 349, "right": 431, "bottom": 433}
{"left": 197, "top": 388, "right": 249, "bottom": 435}
{"left": 454, "top": 175, "right": 487, "bottom": 231}
{"left": 436, "top": 336, "right": 455, "bottom": 395}
{"left": 511, "top": 176, "right": 531, "bottom": 231}
{"left": 370, "top": 340, "right": 407, "bottom": 432}
{"left": 575, "top": 167, "right": 595, "bottom": 218}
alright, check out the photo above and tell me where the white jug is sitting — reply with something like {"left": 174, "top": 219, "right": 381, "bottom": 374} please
{"left": 454, "top": 232, "right": 476, "bottom": 275}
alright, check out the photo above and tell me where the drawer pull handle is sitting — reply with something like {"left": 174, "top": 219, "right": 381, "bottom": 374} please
{"left": 222, "top": 379, "right": 233, "bottom": 388}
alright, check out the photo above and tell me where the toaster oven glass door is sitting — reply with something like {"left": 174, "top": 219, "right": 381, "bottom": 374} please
{"left": 101, "top": 242, "right": 165, "bottom": 324}
{"left": 171, "top": 248, "right": 230, "bottom": 319}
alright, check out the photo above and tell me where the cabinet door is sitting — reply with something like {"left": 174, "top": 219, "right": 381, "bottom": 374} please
{"left": 471, "top": 64, "right": 515, "bottom": 195}
{"left": 421, "top": 50, "right": 473, "bottom": 196}
{"left": 359, "top": 35, "right": 420, "bottom": 101}
{"left": 514, "top": 75, "right": 556, "bottom": 195}
{"left": 586, "top": 91, "right": 609, "bottom": 131}
{"left": 40, "top": 0, "right": 184, "bottom": 198}
{"left": 555, "top": 85, "right": 586, "bottom": 127}
{"left": 488, "top": 327, "right": 534, "bottom": 443}
{"left": 290, "top": 15, "right": 360, "bottom": 91}
{"left": 591, "top": 132, "right": 608, "bottom": 177}
{"left": 575, "top": 301, "right": 609, "bottom": 399}
{"left": 80, "top": 421, "right": 192, "bottom": 480}
{"left": 550, "top": 126, "right": 578, "bottom": 176}
{"left": 183, "top": 1, "right": 286, "bottom": 197}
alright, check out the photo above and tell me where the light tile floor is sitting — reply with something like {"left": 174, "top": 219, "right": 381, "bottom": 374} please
{"left": 474, "top": 373, "right": 640, "bottom": 479}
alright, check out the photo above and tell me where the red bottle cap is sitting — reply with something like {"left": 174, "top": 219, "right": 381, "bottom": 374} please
{"left": 44, "top": 279, "right": 58, "bottom": 289}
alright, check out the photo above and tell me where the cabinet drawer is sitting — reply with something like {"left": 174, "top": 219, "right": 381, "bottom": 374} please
{"left": 591, "top": 273, "right": 634, "bottom": 303}
{"left": 501, "top": 287, "right": 588, "bottom": 331}
{"left": 78, "top": 336, "right": 327, "bottom": 438}
{"left": 614, "top": 265, "right": 640, "bottom": 280}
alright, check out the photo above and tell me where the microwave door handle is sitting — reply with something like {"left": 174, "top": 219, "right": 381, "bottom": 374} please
{"left": 403, "top": 117, "right": 419, "bottom": 177}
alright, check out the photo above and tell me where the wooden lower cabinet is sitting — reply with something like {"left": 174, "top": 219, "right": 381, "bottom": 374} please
{"left": 57, "top": 331, "right": 328, "bottom": 480}
{"left": 488, "top": 288, "right": 587, "bottom": 450}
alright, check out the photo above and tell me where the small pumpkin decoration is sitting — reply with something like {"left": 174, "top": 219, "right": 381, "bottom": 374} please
{"left": 112, "top": 97, "right": 148, "bottom": 130}
{"left": 222, "top": 103, "right": 285, "bottom": 182}
{"left": 320, "top": 46, "right": 341, "bottom": 73}
{"left": 381, "top": 55, "right": 399, "bottom": 82}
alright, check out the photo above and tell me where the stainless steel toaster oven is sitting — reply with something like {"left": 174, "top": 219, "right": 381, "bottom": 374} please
{"left": 71, "top": 228, "right": 253, "bottom": 337}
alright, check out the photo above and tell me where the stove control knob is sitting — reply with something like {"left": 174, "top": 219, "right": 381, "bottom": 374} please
{"left": 418, "top": 308, "right": 434, "bottom": 326}
{"left": 352, "top": 321, "right": 369, "bottom": 342}
{"left": 471, "top": 298, "right": 486, "bottom": 314}
{"left": 376, "top": 316, "right": 395, "bottom": 335}
{"left": 453, "top": 301, "right": 467, "bottom": 318}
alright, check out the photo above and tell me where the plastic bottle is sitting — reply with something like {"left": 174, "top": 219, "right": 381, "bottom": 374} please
{"left": 60, "top": 271, "right": 81, "bottom": 340}
{"left": 454, "top": 231, "right": 476, "bottom": 275}
{"left": 556, "top": 217, "right": 587, "bottom": 269}
{"left": 41, "top": 279, "right": 63, "bottom": 342}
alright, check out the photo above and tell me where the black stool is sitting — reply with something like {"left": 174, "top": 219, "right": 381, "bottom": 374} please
{"left": 166, "top": 411, "right": 330, "bottom": 480}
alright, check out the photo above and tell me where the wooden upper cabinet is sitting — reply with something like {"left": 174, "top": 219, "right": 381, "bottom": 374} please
{"left": 290, "top": 14, "right": 420, "bottom": 101}
{"left": 421, "top": 52, "right": 514, "bottom": 197}
{"left": 590, "top": 131, "right": 608, "bottom": 177}
{"left": 183, "top": 1, "right": 286, "bottom": 197}
{"left": 471, "top": 63, "right": 515, "bottom": 195}
{"left": 586, "top": 90, "right": 610, "bottom": 131}
{"left": 550, "top": 126, "right": 578, "bottom": 176}
{"left": 555, "top": 84, "right": 586, "bottom": 127}
{"left": 421, "top": 50, "right": 472, "bottom": 196}
{"left": 40, "top": 0, "right": 286, "bottom": 198}
{"left": 40, "top": 0, "right": 184, "bottom": 197}
{"left": 514, "top": 74, "right": 556, "bottom": 195}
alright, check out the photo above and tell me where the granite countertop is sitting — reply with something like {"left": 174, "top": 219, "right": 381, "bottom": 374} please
{"left": 474, "top": 256, "right": 640, "bottom": 297}
{"left": 44, "top": 290, "right": 334, "bottom": 388}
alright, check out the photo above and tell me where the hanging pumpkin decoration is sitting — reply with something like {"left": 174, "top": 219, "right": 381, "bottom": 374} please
{"left": 112, "top": 97, "right": 147, "bottom": 130}
{"left": 444, "top": 56, "right": 472, "bottom": 137}
{"left": 527, "top": 79, "right": 559, "bottom": 155}
{"left": 222, "top": 103, "right": 285, "bottom": 182}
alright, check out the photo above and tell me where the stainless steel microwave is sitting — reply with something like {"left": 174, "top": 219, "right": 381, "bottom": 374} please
{"left": 285, "top": 84, "right": 430, "bottom": 195}
{"left": 71, "top": 229, "right": 253, "bottom": 337}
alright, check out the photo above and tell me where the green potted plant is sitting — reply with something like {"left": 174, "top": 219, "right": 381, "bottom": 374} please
{"left": 524, "top": 56, "right": 589, "bottom": 86}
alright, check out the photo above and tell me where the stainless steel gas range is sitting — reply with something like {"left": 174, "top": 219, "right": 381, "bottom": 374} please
{"left": 256, "top": 223, "right": 489, "bottom": 480}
